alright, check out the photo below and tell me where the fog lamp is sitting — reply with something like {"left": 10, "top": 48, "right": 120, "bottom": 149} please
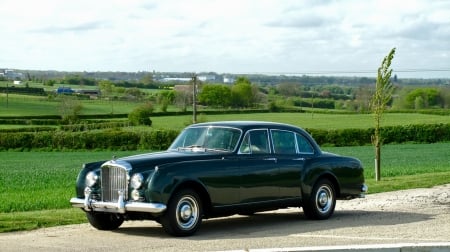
{"left": 131, "top": 189, "right": 141, "bottom": 201}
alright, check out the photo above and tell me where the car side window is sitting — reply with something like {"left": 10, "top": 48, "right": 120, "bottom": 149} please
{"left": 296, "top": 133, "right": 314, "bottom": 154}
{"left": 272, "top": 130, "right": 297, "bottom": 154}
{"left": 239, "top": 129, "right": 270, "bottom": 154}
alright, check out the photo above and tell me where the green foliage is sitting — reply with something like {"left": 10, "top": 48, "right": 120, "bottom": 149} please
{"left": 1, "top": 123, "right": 449, "bottom": 150}
{"left": 198, "top": 84, "right": 232, "bottom": 107}
{"left": 371, "top": 47, "right": 396, "bottom": 181}
{"left": 405, "top": 87, "right": 441, "bottom": 109}
{"left": 58, "top": 96, "right": 83, "bottom": 124}
{"left": 128, "top": 102, "right": 153, "bottom": 126}
{"left": 231, "top": 77, "right": 254, "bottom": 108}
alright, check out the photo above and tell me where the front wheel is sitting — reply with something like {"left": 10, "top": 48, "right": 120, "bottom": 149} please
{"left": 303, "top": 179, "right": 336, "bottom": 220}
{"left": 160, "top": 189, "right": 203, "bottom": 236}
{"left": 85, "top": 212, "right": 124, "bottom": 230}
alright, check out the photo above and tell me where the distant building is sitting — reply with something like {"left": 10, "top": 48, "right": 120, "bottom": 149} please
{"left": 76, "top": 89, "right": 101, "bottom": 98}
{"left": 0, "top": 69, "right": 23, "bottom": 80}
{"left": 223, "top": 76, "right": 235, "bottom": 83}
{"left": 198, "top": 75, "right": 216, "bottom": 82}
{"left": 160, "top": 77, "right": 191, "bottom": 83}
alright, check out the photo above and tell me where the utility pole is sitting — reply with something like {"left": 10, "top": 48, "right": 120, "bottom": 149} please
{"left": 191, "top": 73, "right": 197, "bottom": 124}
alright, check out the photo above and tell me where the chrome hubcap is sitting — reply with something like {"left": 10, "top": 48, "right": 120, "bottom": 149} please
{"left": 176, "top": 196, "right": 199, "bottom": 230}
{"left": 180, "top": 204, "right": 192, "bottom": 221}
{"left": 316, "top": 185, "right": 333, "bottom": 213}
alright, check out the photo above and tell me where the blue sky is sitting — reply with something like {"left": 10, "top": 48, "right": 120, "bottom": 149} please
{"left": 1, "top": 0, "right": 449, "bottom": 78}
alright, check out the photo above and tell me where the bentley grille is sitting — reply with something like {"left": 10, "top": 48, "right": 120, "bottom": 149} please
{"left": 101, "top": 165, "right": 128, "bottom": 202}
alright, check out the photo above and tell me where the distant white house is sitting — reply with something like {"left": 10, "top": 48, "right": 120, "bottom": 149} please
{"left": 160, "top": 77, "right": 191, "bottom": 82}
{"left": 223, "top": 76, "right": 235, "bottom": 83}
{"left": 198, "top": 75, "right": 216, "bottom": 82}
{"left": 13, "top": 80, "right": 21, "bottom": 85}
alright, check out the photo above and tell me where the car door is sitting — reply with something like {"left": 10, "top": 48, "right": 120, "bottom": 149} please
{"left": 271, "top": 130, "right": 314, "bottom": 199}
{"left": 238, "top": 129, "right": 279, "bottom": 203}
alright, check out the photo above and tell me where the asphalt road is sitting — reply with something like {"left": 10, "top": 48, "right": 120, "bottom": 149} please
{"left": 1, "top": 184, "right": 449, "bottom": 252}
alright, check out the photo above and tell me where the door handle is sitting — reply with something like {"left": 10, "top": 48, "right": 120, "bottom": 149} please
{"left": 264, "top": 157, "right": 277, "bottom": 162}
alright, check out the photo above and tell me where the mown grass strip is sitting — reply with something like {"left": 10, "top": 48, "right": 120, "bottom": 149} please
{"left": 0, "top": 208, "right": 85, "bottom": 233}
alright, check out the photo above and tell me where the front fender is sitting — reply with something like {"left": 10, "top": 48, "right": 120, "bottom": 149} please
{"left": 146, "top": 161, "right": 211, "bottom": 206}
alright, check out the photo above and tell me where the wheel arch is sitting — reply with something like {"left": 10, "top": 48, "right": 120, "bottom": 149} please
{"left": 303, "top": 172, "right": 341, "bottom": 199}
{"left": 169, "top": 180, "right": 212, "bottom": 217}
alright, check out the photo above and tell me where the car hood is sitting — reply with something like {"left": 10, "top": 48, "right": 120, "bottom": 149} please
{"left": 112, "top": 150, "right": 225, "bottom": 173}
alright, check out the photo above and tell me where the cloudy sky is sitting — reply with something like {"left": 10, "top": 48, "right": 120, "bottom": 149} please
{"left": 1, "top": 0, "right": 449, "bottom": 78}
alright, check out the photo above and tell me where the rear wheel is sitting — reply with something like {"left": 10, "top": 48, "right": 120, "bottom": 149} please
{"left": 85, "top": 212, "right": 124, "bottom": 230}
{"left": 160, "top": 189, "right": 203, "bottom": 236}
{"left": 303, "top": 179, "right": 336, "bottom": 220}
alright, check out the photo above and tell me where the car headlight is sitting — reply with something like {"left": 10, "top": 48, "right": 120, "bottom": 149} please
{"left": 85, "top": 171, "right": 98, "bottom": 187}
{"left": 130, "top": 173, "right": 144, "bottom": 189}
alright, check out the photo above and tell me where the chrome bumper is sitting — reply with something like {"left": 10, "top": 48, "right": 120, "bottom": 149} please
{"left": 360, "top": 183, "right": 368, "bottom": 198}
{"left": 70, "top": 189, "right": 166, "bottom": 214}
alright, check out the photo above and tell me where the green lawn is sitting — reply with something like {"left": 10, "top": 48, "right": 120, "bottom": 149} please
{"left": 1, "top": 143, "right": 450, "bottom": 232}
{"left": 149, "top": 112, "right": 450, "bottom": 130}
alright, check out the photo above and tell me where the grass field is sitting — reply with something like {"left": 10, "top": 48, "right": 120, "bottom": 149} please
{"left": 1, "top": 92, "right": 450, "bottom": 232}
{"left": 149, "top": 112, "right": 450, "bottom": 130}
{"left": 1, "top": 143, "right": 449, "bottom": 232}
{"left": 0, "top": 94, "right": 141, "bottom": 116}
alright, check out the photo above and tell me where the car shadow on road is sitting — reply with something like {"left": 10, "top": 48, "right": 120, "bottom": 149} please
{"left": 113, "top": 209, "right": 432, "bottom": 239}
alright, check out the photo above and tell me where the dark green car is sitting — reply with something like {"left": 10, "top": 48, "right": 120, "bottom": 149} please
{"left": 70, "top": 121, "right": 367, "bottom": 236}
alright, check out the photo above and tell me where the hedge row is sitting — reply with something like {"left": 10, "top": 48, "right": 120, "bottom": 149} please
{"left": 0, "top": 130, "right": 179, "bottom": 151}
{"left": 0, "top": 123, "right": 449, "bottom": 151}
{"left": 307, "top": 123, "right": 450, "bottom": 147}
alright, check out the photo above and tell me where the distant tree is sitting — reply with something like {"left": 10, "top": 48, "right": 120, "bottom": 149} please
{"left": 174, "top": 85, "right": 193, "bottom": 111}
{"left": 198, "top": 84, "right": 232, "bottom": 107}
{"left": 371, "top": 47, "right": 396, "bottom": 181}
{"left": 140, "top": 73, "right": 153, "bottom": 85}
{"left": 405, "top": 87, "right": 441, "bottom": 109}
{"left": 231, "top": 77, "right": 253, "bottom": 108}
{"left": 128, "top": 102, "right": 153, "bottom": 126}
{"left": 58, "top": 96, "right": 83, "bottom": 124}
{"left": 98, "top": 80, "right": 115, "bottom": 97}
{"left": 125, "top": 87, "right": 144, "bottom": 100}
{"left": 354, "top": 85, "right": 373, "bottom": 112}
{"left": 442, "top": 87, "right": 450, "bottom": 109}
{"left": 276, "top": 83, "right": 301, "bottom": 97}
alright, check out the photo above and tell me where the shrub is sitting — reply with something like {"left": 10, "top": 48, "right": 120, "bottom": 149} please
{"left": 128, "top": 102, "right": 153, "bottom": 126}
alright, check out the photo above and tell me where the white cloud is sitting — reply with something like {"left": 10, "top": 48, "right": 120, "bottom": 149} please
{"left": 0, "top": 0, "right": 449, "bottom": 78}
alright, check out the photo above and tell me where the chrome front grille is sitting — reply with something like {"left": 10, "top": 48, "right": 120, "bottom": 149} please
{"left": 101, "top": 165, "right": 128, "bottom": 202}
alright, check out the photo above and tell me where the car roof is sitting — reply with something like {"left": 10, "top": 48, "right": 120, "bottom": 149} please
{"left": 189, "top": 121, "right": 303, "bottom": 131}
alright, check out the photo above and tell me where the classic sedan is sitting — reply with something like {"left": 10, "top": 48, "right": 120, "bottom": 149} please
{"left": 70, "top": 121, "right": 367, "bottom": 236}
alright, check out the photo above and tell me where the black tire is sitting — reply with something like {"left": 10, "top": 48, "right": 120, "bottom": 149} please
{"left": 85, "top": 212, "right": 124, "bottom": 230}
{"left": 303, "top": 179, "right": 336, "bottom": 220}
{"left": 160, "top": 189, "right": 203, "bottom": 236}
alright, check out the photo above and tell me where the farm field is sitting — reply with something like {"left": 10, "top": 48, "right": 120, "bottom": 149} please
{"left": 149, "top": 112, "right": 450, "bottom": 130}
{"left": 0, "top": 94, "right": 139, "bottom": 116}
{"left": 1, "top": 143, "right": 449, "bottom": 214}
{"left": 1, "top": 143, "right": 449, "bottom": 232}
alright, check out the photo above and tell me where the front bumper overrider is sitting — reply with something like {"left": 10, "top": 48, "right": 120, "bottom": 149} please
{"left": 70, "top": 188, "right": 166, "bottom": 214}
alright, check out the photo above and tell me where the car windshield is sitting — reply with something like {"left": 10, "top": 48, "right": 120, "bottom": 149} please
{"left": 169, "top": 126, "right": 241, "bottom": 152}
